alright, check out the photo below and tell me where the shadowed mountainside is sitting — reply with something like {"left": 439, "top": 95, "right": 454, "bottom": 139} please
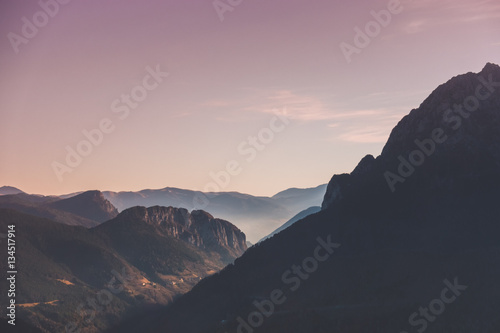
{"left": 0, "top": 192, "right": 103, "bottom": 227}
{"left": 0, "top": 205, "right": 246, "bottom": 333}
{"left": 48, "top": 190, "right": 118, "bottom": 223}
{"left": 107, "top": 63, "right": 500, "bottom": 333}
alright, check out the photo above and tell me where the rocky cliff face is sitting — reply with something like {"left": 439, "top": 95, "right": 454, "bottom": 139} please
{"left": 113, "top": 206, "right": 247, "bottom": 260}
{"left": 322, "top": 62, "right": 500, "bottom": 210}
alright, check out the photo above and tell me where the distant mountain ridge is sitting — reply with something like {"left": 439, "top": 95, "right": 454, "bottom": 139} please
{"left": 48, "top": 190, "right": 118, "bottom": 223}
{"left": 0, "top": 186, "right": 24, "bottom": 195}
{"left": 259, "top": 206, "right": 321, "bottom": 242}
{"left": 0, "top": 185, "right": 326, "bottom": 242}
{"left": 102, "top": 185, "right": 327, "bottom": 242}
{"left": 0, "top": 192, "right": 106, "bottom": 227}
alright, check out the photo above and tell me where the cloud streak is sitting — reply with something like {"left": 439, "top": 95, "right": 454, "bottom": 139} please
{"left": 210, "top": 89, "right": 407, "bottom": 144}
{"left": 391, "top": 0, "right": 500, "bottom": 36}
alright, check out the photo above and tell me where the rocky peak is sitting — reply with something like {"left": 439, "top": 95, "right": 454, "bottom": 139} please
{"left": 382, "top": 62, "right": 500, "bottom": 157}
{"left": 114, "top": 206, "right": 247, "bottom": 260}
{"left": 322, "top": 63, "right": 500, "bottom": 210}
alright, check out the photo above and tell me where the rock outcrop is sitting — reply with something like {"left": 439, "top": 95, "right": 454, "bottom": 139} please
{"left": 110, "top": 206, "right": 247, "bottom": 260}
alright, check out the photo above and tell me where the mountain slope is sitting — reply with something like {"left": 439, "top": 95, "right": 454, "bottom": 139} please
{"left": 0, "top": 205, "right": 246, "bottom": 333}
{"left": 108, "top": 63, "right": 500, "bottom": 333}
{"left": 259, "top": 206, "right": 321, "bottom": 243}
{"left": 0, "top": 193, "right": 101, "bottom": 227}
{"left": 48, "top": 190, "right": 118, "bottom": 223}
{"left": 95, "top": 206, "right": 246, "bottom": 263}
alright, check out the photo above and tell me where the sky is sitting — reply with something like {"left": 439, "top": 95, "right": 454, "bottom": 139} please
{"left": 0, "top": 0, "right": 499, "bottom": 196}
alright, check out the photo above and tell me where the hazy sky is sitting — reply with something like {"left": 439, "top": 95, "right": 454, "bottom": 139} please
{"left": 1, "top": 0, "right": 499, "bottom": 196}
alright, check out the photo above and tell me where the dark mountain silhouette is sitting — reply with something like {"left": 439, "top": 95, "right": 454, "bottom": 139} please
{"left": 0, "top": 193, "right": 101, "bottom": 227}
{"left": 48, "top": 190, "right": 118, "bottom": 223}
{"left": 0, "top": 205, "right": 246, "bottom": 332}
{"left": 259, "top": 206, "right": 321, "bottom": 243}
{"left": 0, "top": 190, "right": 118, "bottom": 227}
{"left": 0, "top": 185, "right": 24, "bottom": 195}
{"left": 107, "top": 63, "right": 500, "bottom": 333}
{"left": 101, "top": 185, "right": 327, "bottom": 242}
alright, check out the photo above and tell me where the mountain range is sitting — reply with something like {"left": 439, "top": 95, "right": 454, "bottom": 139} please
{"left": 0, "top": 190, "right": 118, "bottom": 228}
{"left": 3, "top": 63, "right": 499, "bottom": 333}
{"left": 106, "top": 63, "right": 500, "bottom": 333}
{"left": 0, "top": 204, "right": 246, "bottom": 333}
{"left": 102, "top": 185, "right": 327, "bottom": 243}
{"left": 0, "top": 184, "right": 327, "bottom": 243}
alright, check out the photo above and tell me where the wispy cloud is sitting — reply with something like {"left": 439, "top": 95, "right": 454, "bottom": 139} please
{"left": 393, "top": 0, "right": 500, "bottom": 35}
{"left": 327, "top": 109, "right": 388, "bottom": 119}
{"left": 251, "top": 90, "right": 407, "bottom": 144}
{"left": 329, "top": 112, "right": 401, "bottom": 143}
{"left": 201, "top": 99, "right": 231, "bottom": 108}
{"left": 244, "top": 90, "right": 334, "bottom": 121}
{"left": 171, "top": 111, "right": 192, "bottom": 118}
{"left": 201, "top": 89, "right": 415, "bottom": 144}
{"left": 403, "top": 20, "right": 428, "bottom": 34}
{"left": 337, "top": 126, "right": 393, "bottom": 143}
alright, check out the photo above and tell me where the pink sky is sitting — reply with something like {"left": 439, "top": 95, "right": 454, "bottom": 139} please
{"left": 1, "top": 0, "right": 499, "bottom": 196}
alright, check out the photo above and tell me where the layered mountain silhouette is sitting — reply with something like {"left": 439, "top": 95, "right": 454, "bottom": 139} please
{"left": 107, "top": 63, "right": 500, "bottom": 333}
{"left": 0, "top": 190, "right": 118, "bottom": 227}
{"left": 0, "top": 205, "right": 246, "bottom": 332}
{"left": 0, "top": 185, "right": 326, "bottom": 242}
{"left": 101, "top": 184, "right": 327, "bottom": 242}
